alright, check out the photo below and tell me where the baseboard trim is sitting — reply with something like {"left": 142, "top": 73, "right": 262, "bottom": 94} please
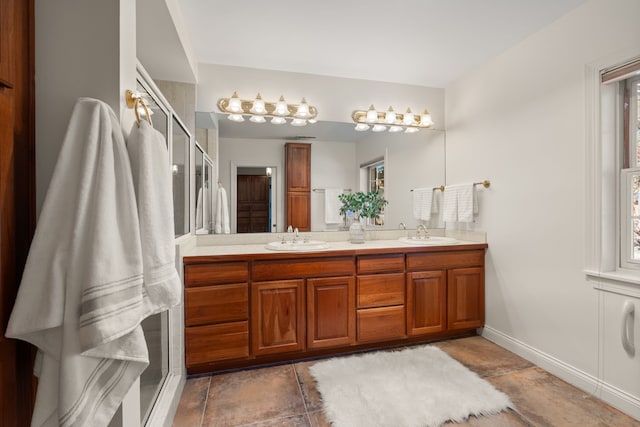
{"left": 481, "top": 326, "right": 640, "bottom": 420}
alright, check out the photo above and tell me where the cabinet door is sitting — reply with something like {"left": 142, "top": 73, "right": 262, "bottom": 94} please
{"left": 285, "top": 143, "right": 311, "bottom": 191}
{"left": 307, "top": 276, "right": 355, "bottom": 349}
{"left": 252, "top": 279, "right": 305, "bottom": 356}
{"left": 286, "top": 192, "right": 310, "bottom": 231}
{"left": 447, "top": 267, "right": 484, "bottom": 330}
{"left": 407, "top": 270, "right": 446, "bottom": 335}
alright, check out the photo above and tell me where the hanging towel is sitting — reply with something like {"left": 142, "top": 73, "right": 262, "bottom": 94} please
{"left": 443, "top": 183, "right": 476, "bottom": 223}
{"left": 412, "top": 187, "right": 434, "bottom": 221}
{"left": 6, "top": 98, "right": 148, "bottom": 427}
{"left": 324, "top": 188, "right": 343, "bottom": 224}
{"left": 215, "top": 186, "right": 231, "bottom": 234}
{"left": 456, "top": 183, "right": 475, "bottom": 223}
{"left": 126, "top": 119, "right": 181, "bottom": 316}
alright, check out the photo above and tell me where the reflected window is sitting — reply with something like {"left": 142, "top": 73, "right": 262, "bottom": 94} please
{"left": 172, "top": 118, "right": 190, "bottom": 236}
{"left": 366, "top": 160, "right": 385, "bottom": 226}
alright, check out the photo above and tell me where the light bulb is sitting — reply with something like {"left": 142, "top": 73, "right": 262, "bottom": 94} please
{"left": 372, "top": 124, "right": 387, "bottom": 132}
{"left": 389, "top": 126, "right": 403, "bottom": 133}
{"left": 402, "top": 108, "right": 414, "bottom": 125}
{"left": 365, "top": 105, "right": 378, "bottom": 123}
{"left": 274, "top": 96, "right": 289, "bottom": 116}
{"left": 291, "top": 118, "right": 307, "bottom": 126}
{"left": 355, "top": 123, "right": 370, "bottom": 131}
{"left": 250, "top": 115, "right": 266, "bottom": 123}
{"left": 228, "top": 91, "right": 243, "bottom": 113}
{"left": 404, "top": 127, "right": 419, "bottom": 133}
{"left": 384, "top": 106, "right": 396, "bottom": 124}
{"left": 420, "top": 109, "right": 433, "bottom": 127}
{"left": 249, "top": 93, "right": 266, "bottom": 114}
{"left": 307, "top": 118, "right": 317, "bottom": 124}
{"left": 295, "top": 97, "right": 310, "bottom": 118}
{"left": 228, "top": 113, "right": 244, "bottom": 122}
{"left": 271, "top": 116, "right": 286, "bottom": 125}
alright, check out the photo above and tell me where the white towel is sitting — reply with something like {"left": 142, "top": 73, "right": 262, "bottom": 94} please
{"left": 127, "top": 120, "right": 181, "bottom": 316}
{"left": 6, "top": 98, "right": 148, "bottom": 427}
{"left": 215, "top": 186, "right": 231, "bottom": 234}
{"left": 412, "top": 188, "right": 433, "bottom": 221}
{"left": 443, "top": 183, "right": 476, "bottom": 223}
{"left": 324, "top": 188, "right": 343, "bottom": 224}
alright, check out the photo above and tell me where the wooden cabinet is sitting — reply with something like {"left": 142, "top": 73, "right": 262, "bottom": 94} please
{"left": 307, "top": 276, "right": 355, "bottom": 349}
{"left": 183, "top": 244, "right": 486, "bottom": 374}
{"left": 407, "top": 271, "right": 446, "bottom": 335}
{"left": 285, "top": 142, "right": 311, "bottom": 231}
{"left": 356, "top": 255, "right": 406, "bottom": 343}
{"left": 184, "top": 262, "right": 250, "bottom": 369}
{"left": 447, "top": 267, "right": 484, "bottom": 330}
{"left": 407, "top": 250, "right": 485, "bottom": 334}
{"left": 252, "top": 279, "right": 305, "bottom": 356}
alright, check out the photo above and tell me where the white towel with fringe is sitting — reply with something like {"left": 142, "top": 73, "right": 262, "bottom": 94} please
{"left": 324, "top": 188, "right": 343, "bottom": 224}
{"left": 127, "top": 120, "right": 181, "bottom": 316}
{"left": 6, "top": 98, "right": 148, "bottom": 427}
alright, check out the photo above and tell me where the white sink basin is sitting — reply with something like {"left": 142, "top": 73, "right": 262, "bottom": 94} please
{"left": 398, "top": 236, "right": 459, "bottom": 245}
{"left": 265, "top": 240, "right": 331, "bottom": 251}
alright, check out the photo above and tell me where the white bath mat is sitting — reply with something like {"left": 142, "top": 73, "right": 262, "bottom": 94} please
{"left": 309, "top": 345, "right": 513, "bottom": 427}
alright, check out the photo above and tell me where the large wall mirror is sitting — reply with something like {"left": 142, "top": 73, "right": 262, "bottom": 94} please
{"left": 206, "top": 114, "right": 446, "bottom": 234}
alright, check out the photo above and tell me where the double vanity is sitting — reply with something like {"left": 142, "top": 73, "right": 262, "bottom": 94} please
{"left": 182, "top": 233, "right": 488, "bottom": 374}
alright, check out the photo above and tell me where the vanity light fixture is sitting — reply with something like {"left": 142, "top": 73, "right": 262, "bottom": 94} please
{"left": 218, "top": 92, "right": 318, "bottom": 126}
{"left": 352, "top": 105, "right": 434, "bottom": 133}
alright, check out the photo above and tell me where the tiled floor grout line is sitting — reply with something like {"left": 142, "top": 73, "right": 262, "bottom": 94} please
{"left": 291, "top": 362, "right": 315, "bottom": 426}
{"left": 199, "top": 375, "right": 212, "bottom": 427}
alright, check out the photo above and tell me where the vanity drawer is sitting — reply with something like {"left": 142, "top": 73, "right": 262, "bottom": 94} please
{"left": 357, "top": 254, "right": 404, "bottom": 274}
{"left": 185, "top": 261, "right": 249, "bottom": 287}
{"left": 185, "top": 321, "right": 249, "bottom": 367}
{"left": 185, "top": 283, "right": 248, "bottom": 326}
{"left": 357, "top": 273, "right": 405, "bottom": 308}
{"left": 406, "top": 250, "right": 484, "bottom": 271}
{"left": 252, "top": 256, "right": 354, "bottom": 281}
{"left": 357, "top": 306, "right": 406, "bottom": 342}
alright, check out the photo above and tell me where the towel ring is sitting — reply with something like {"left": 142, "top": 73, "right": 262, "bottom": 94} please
{"left": 125, "top": 90, "right": 153, "bottom": 127}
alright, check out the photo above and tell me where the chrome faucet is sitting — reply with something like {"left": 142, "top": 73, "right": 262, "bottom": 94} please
{"left": 398, "top": 222, "right": 407, "bottom": 230}
{"left": 293, "top": 227, "right": 299, "bottom": 243}
{"left": 416, "top": 224, "right": 429, "bottom": 239}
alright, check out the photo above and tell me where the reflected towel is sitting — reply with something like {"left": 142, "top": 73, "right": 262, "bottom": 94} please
{"left": 127, "top": 120, "right": 181, "bottom": 316}
{"left": 215, "top": 186, "right": 231, "bottom": 234}
{"left": 6, "top": 98, "right": 148, "bottom": 427}
{"left": 325, "top": 188, "right": 343, "bottom": 224}
{"left": 412, "top": 188, "right": 433, "bottom": 221}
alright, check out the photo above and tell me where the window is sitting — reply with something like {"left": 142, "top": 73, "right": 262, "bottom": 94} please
{"left": 366, "top": 160, "right": 385, "bottom": 226}
{"left": 620, "top": 77, "right": 640, "bottom": 269}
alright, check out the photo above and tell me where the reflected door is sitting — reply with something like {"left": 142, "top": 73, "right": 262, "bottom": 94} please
{"left": 237, "top": 175, "right": 270, "bottom": 233}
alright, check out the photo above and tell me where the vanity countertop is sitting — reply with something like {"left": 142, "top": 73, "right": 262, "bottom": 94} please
{"left": 182, "top": 238, "right": 488, "bottom": 260}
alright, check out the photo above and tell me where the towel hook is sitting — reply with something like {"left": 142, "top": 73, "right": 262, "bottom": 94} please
{"left": 125, "top": 90, "right": 153, "bottom": 127}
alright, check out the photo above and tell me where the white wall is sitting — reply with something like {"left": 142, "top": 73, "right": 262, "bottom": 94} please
{"left": 445, "top": 0, "right": 640, "bottom": 405}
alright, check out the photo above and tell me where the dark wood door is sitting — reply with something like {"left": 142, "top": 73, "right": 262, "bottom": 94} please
{"left": 237, "top": 175, "right": 270, "bottom": 233}
{"left": 0, "top": 0, "right": 36, "bottom": 425}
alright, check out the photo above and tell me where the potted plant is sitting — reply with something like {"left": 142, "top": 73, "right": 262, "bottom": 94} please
{"left": 338, "top": 191, "right": 388, "bottom": 243}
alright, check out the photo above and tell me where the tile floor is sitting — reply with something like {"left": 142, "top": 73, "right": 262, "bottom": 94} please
{"left": 171, "top": 336, "right": 640, "bottom": 427}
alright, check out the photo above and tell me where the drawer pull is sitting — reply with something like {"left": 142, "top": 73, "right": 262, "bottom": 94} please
{"left": 621, "top": 300, "right": 635, "bottom": 356}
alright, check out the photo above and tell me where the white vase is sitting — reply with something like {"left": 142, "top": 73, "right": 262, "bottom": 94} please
{"left": 349, "top": 216, "right": 365, "bottom": 244}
